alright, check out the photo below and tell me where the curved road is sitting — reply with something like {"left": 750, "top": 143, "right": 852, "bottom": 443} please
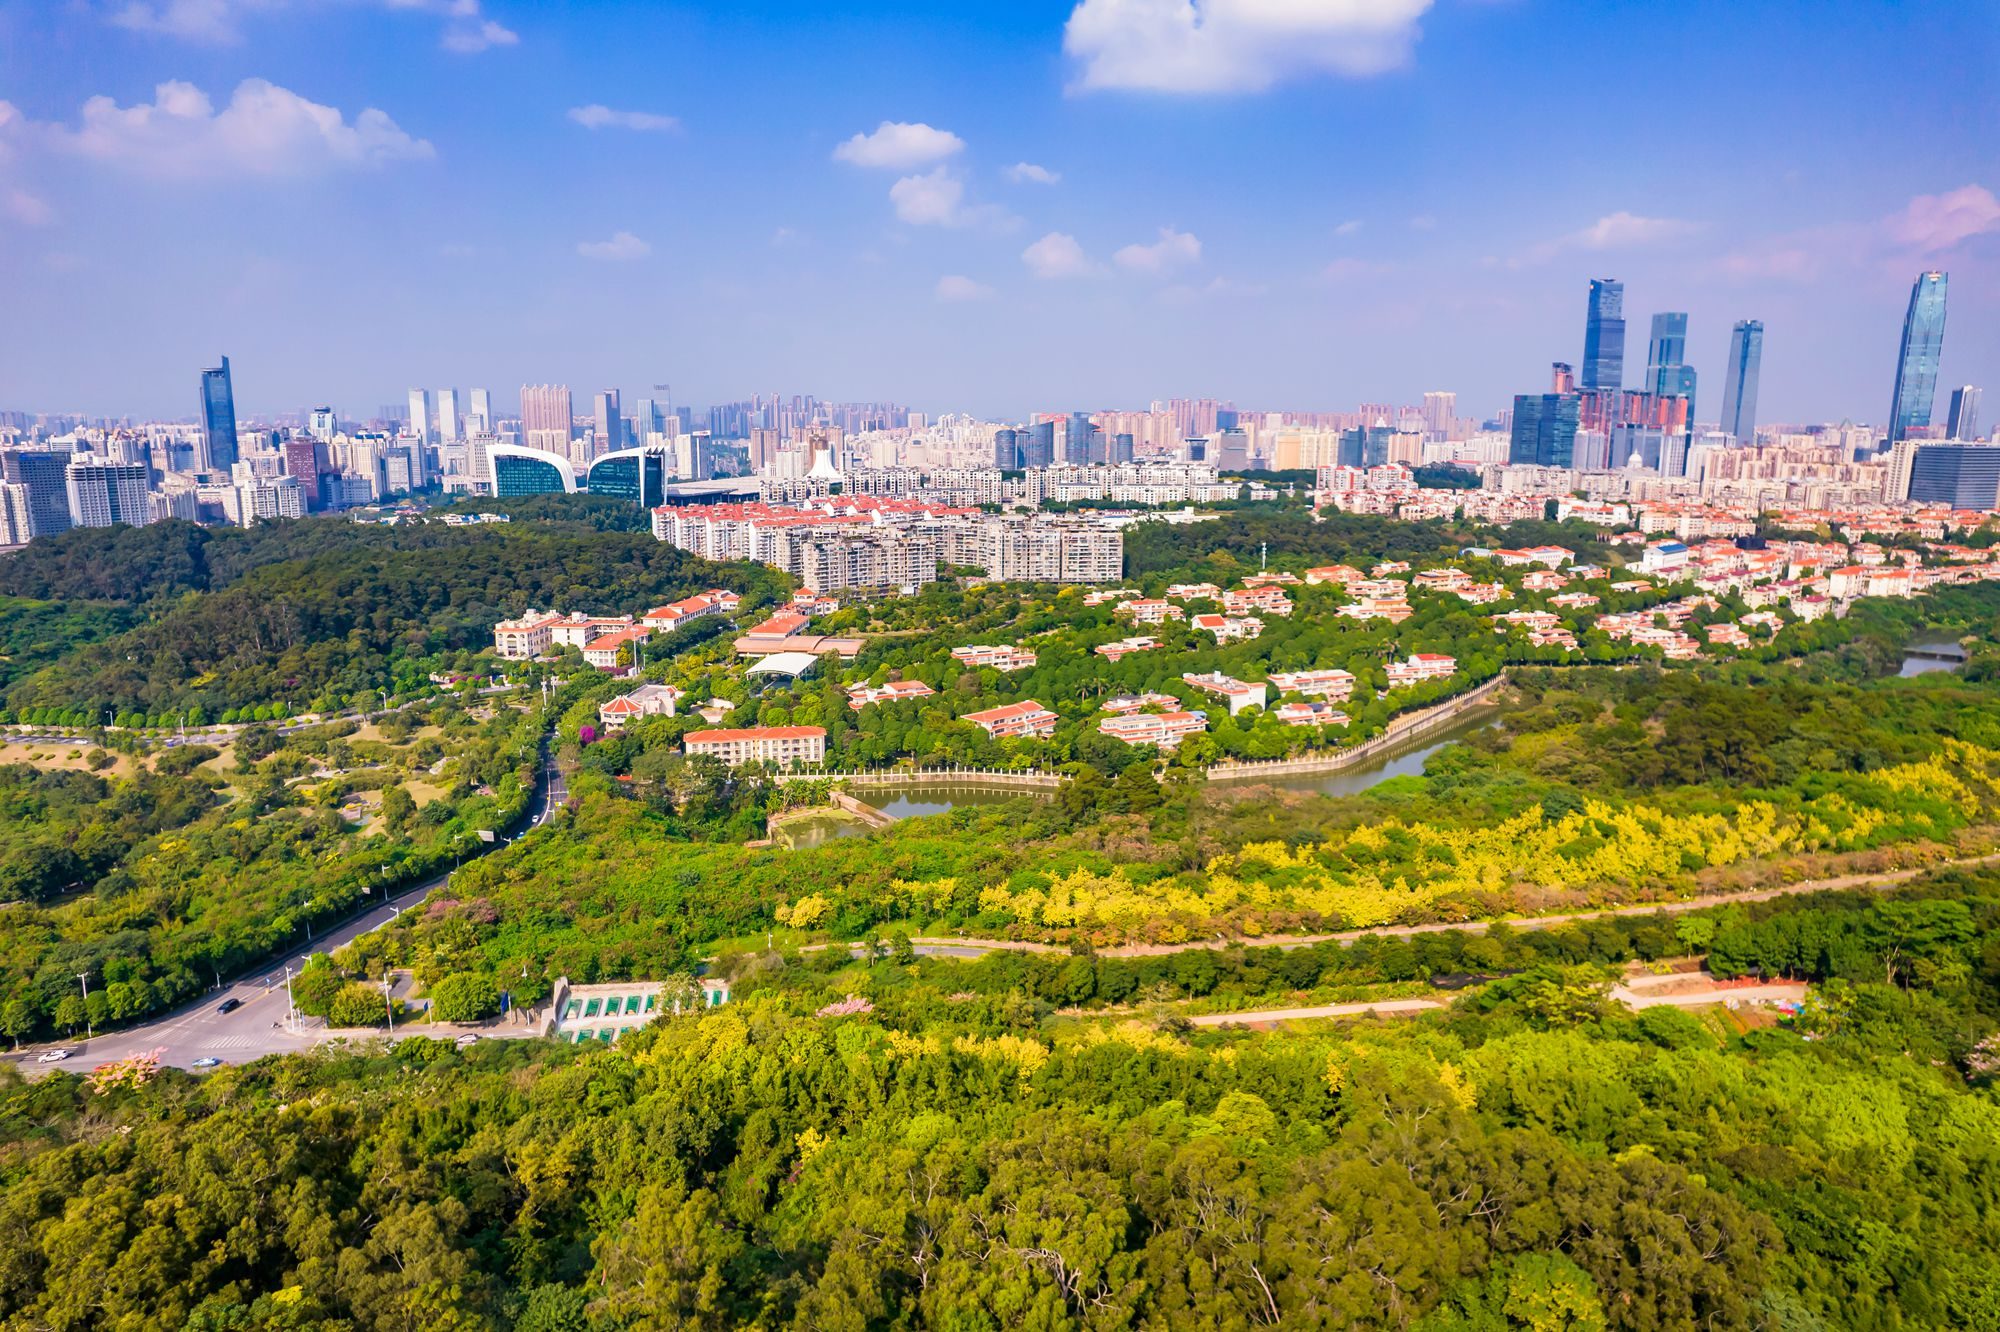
{"left": 8, "top": 738, "right": 563, "bottom": 1076}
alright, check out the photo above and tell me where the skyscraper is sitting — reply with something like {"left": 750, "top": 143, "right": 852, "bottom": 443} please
{"left": 1947, "top": 386, "right": 1982, "bottom": 441}
{"left": 1509, "top": 393, "right": 1581, "bottom": 468}
{"left": 0, "top": 449, "right": 73, "bottom": 538}
{"left": 468, "top": 388, "right": 494, "bottom": 434}
{"left": 594, "top": 390, "right": 624, "bottom": 452}
{"left": 1421, "top": 391, "right": 1456, "bottom": 438}
{"left": 992, "top": 428, "right": 1020, "bottom": 470}
{"left": 520, "top": 385, "right": 573, "bottom": 439}
{"left": 1066, "top": 412, "right": 1099, "bottom": 464}
{"left": 1645, "top": 313, "right": 1697, "bottom": 411}
{"left": 1888, "top": 271, "right": 1948, "bottom": 444}
{"left": 1719, "top": 320, "right": 1764, "bottom": 445}
{"left": 1023, "top": 421, "right": 1056, "bottom": 469}
{"left": 407, "top": 388, "right": 433, "bottom": 444}
{"left": 1581, "top": 279, "right": 1625, "bottom": 392}
{"left": 308, "top": 407, "right": 337, "bottom": 442}
{"left": 1905, "top": 442, "right": 2000, "bottom": 509}
{"left": 200, "top": 356, "right": 238, "bottom": 472}
{"left": 437, "top": 389, "right": 461, "bottom": 442}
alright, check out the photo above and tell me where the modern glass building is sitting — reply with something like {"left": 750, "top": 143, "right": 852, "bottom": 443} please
{"left": 1645, "top": 312, "right": 1697, "bottom": 412}
{"left": 1022, "top": 421, "right": 1056, "bottom": 468}
{"left": 1581, "top": 279, "right": 1625, "bottom": 392}
{"left": 1947, "top": 386, "right": 1982, "bottom": 442}
{"left": 1719, "top": 319, "right": 1764, "bottom": 445}
{"left": 1906, "top": 443, "right": 2000, "bottom": 510}
{"left": 0, "top": 449, "right": 74, "bottom": 538}
{"left": 1509, "top": 393, "right": 1581, "bottom": 467}
{"left": 992, "top": 428, "right": 1020, "bottom": 469}
{"left": 586, "top": 445, "right": 667, "bottom": 506}
{"left": 199, "top": 356, "right": 238, "bottom": 472}
{"left": 1888, "top": 271, "right": 1948, "bottom": 444}
{"left": 486, "top": 444, "right": 578, "bottom": 497}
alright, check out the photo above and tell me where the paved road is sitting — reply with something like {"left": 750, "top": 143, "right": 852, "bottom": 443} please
{"left": 1611, "top": 981, "right": 1806, "bottom": 1010}
{"left": 8, "top": 737, "right": 562, "bottom": 1076}
{"left": 1189, "top": 998, "right": 1444, "bottom": 1026}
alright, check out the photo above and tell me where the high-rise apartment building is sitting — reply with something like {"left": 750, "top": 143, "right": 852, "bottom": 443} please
{"left": 1947, "top": 386, "right": 1982, "bottom": 441}
{"left": 1718, "top": 319, "right": 1763, "bottom": 445}
{"left": 0, "top": 484, "right": 31, "bottom": 546}
{"left": 1581, "top": 279, "right": 1625, "bottom": 391}
{"left": 1888, "top": 271, "right": 1948, "bottom": 444}
{"left": 520, "top": 385, "right": 572, "bottom": 440}
{"left": 64, "top": 457, "right": 151, "bottom": 528}
{"left": 1645, "top": 313, "right": 1697, "bottom": 410}
{"left": 200, "top": 356, "right": 238, "bottom": 472}
{"left": 0, "top": 449, "right": 74, "bottom": 538}
{"left": 1421, "top": 391, "right": 1456, "bottom": 438}
{"left": 437, "top": 389, "right": 461, "bottom": 442}
{"left": 407, "top": 388, "right": 433, "bottom": 444}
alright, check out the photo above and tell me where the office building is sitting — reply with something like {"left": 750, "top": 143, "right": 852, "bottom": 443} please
{"left": 1022, "top": 420, "right": 1056, "bottom": 469}
{"left": 0, "top": 449, "right": 74, "bottom": 538}
{"left": 200, "top": 356, "right": 239, "bottom": 471}
{"left": 1645, "top": 312, "right": 1697, "bottom": 411}
{"left": 1905, "top": 443, "right": 2000, "bottom": 510}
{"left": 595, "top": 389, "right": 624, "bottom": 451}
{"left": 1718, "top": 319, "right": 1763, "bottom": 445}
{"left": 282, "top": 438, "right": 323, "bottom": 506}
{"left": 1581, "top": 279, "right": 1625, "bottom": 391}
{"left": 308, "top": 407, "right": 338, "bottom": 443}
{"left": 1947, "top": 386, "right": 1982, "bottom": 442}
{"left": 407, "top": 388, "right": 433, "bottom": 444}
{"left": 992, "top": 428, "right": 1020, "bottom": 470}
{"left": 486, "top": 443, "right": 578, "bottom": 496}
{"left": 468, "top": 388, "right": 494, "bottom": 434}
{"left": 1887, "top": 271, "right": 1948, "bottom": 444}
{"left": 64, "top": 457, "right": 151, "bottom": 528}
{"left": 437, "top": 389, "right": 461, "bottom": 442}
{"left": 587, "top": 446, "right": 668, "bottom": 506}
{"left": 1066, "top": 411, "right": 1099, "bottom": 465}
{"left": 1509, "top": 391, "right": 1581, "bottom": 468}
{"left": 520, "top": 385, "right": 573, "bottom": 440}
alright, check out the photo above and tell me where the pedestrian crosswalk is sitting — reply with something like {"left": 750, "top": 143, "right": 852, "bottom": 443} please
{"left": 197, "top": 1034, "right": 259, "bottom": 1052}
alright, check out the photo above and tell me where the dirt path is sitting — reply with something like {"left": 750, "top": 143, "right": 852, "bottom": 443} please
{"left": 909, "top": 850, "right": 2000, "bottom": 959}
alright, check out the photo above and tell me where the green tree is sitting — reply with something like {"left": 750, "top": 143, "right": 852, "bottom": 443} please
{"left": 428, "top": 972, "right": 500, "bottom": 1024}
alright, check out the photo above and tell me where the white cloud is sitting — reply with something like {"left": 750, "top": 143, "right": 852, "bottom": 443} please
{"left": 1512, "top": 210, "right": 1698, "bottom": 267}
{"left": 1023, "top": 231, "right": 1101, "bottom": 279}
{"left": 1113, "top": 225, "right": 1202, "bottom": 272}
{"left": 1005, "top": 161, "right": 1060, "bottom": 185}
{"left": 577, "top": 230, "right": 649, "bottom": 261}
{"left": 890, "top": 168, "right": 965, "bottom": 226}
{"left": 568, "top": 104, "right": 680, "bottom": 133}
{"left": 5, "top": 189, "right": 55, "bottom": 226}
{"left": 1333, "top": 218, "right": 1363, "bottom": 236}
{"left": 1886, "top": 184, "right": 2000, "bottom": 254}
{"left": 101, "top": 0, "right": 518, "bottom": 52}
{"left": 1064, "top": 0, "right": 1434, "bottom": 94}
{"left": 832, "top": 121, "right": 964, "bottom": 170}
{"left": 44, "top": 79, "right": 433, "bottom": 179}
{"left": 936, "top": 274, "right": 995, "bottom": 302}
{"left": 442, "top": 17, "right": 517, "bottom": 53}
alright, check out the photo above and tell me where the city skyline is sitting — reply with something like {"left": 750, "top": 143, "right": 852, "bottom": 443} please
{"left": 0, "top": 1, "right": 1994, "bottom": 421}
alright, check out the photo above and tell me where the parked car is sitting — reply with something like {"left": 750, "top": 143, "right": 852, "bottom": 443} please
{"left": 36, "top": 1050, "right": 70, "bottom": 1063}
{"left": 191, "top": 1057, "right": 222, "bottom": 1069}
{"left": 217, "top": 998, "right": 242, "bottom": 1014}
{"left": 454, "top": 1034, "right": 479, "bottom": 1047}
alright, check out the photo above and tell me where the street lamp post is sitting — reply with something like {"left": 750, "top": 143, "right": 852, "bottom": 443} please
{"left": 382, "top": 975, "right": 395, "bottom": 1035}
{"left": 283, "top": 964, "right": 299, "bottom": 1034}
{"left": 76, "top": 973, "right": 91, "bottom": 1040}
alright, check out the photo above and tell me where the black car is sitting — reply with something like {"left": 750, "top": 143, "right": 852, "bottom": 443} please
{"left": 217, "top": 997, "right": 242, "bottom": 1014}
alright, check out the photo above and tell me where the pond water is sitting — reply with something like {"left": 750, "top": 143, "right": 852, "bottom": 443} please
{"left": 772, "top": 813, "right": 872, "bottom": 849}
{"left": 1206, "top": 707, "right": 1503, "bottom": 799}
{"left": 1899, "top": 636, "right": 1969, "bottom": 678}
{"left": 852, "top": 783, "right": 1046, "bottom": 821}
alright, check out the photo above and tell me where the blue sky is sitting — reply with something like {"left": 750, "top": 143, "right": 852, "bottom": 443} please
{"left": 0, "top": 0, "right": 1995, "bottom": 425}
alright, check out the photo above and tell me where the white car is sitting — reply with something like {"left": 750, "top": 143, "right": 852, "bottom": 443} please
{"left": 454, "top": 1034, "right": 479, "bottom": 1047}
{"left": 36, "top": 1050, "right": 71, "bottom": 1063}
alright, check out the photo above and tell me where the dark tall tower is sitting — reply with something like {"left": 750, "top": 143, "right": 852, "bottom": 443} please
{"left": 1946, "top": 386, "right": 1982, "bottom": 442}
{"left": 199, "top": 355, "right": 238, "bottom": 473}
{"left": 1581, "top": 279, "right": 1625, "bottom": 392}
{"left": 1645, "top": 312, "right": 1697, "bottom": 420}
{"left": 1719, "top": 320, "right": 1764, "bottom": 445}
{"left": 1888, "top": 271, "right": 1948, "bottom": 444}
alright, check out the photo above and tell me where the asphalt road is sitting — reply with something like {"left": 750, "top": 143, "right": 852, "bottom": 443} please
{"left": 10, "top": 737, "right": 562, "bottom": 1076}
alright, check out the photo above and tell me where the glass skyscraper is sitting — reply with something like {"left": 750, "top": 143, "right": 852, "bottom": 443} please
{"left": 1888, "top": 271, "right": 1948, "bottom": 444}
{"left": 1906, "top": 443, "right": 2000, "bottom": 510}
{"left": 1645, "top": 312, "right": 1697, "bottom": 415}
{"left": 1508, "top": 393, "right": 1581, "bottom": 467}
{"left": 1719, "top": 320, "right": 1764, "bottom": 445}
{"left": 1581, "top": 279, "right": 1625, "bottom": 391}
{"left": 200, "top": 356, "right": 238, "bottom": 472}
{"left": 1947, "top": 386, "right": 1982, "bottom": 442}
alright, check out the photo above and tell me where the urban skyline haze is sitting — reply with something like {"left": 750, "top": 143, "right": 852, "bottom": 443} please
{"left": 0, "top": 0, "right": 1993, "bottom": 423}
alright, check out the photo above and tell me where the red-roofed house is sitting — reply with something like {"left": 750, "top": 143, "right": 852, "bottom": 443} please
{"left": 683, "top": 725, "right": 826, "bottom": 767}
{"left": 962, "top": 700, "right": 1059, "bottom": 739}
